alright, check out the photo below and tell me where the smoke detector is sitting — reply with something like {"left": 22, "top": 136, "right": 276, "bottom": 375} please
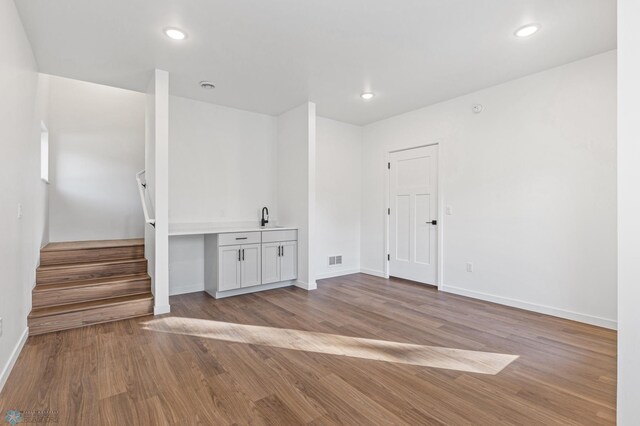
{"left": 200, "top": 81, "right": 216, "bottom": 90}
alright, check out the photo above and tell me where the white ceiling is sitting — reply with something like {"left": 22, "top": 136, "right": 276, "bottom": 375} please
{"left": 16, "top": 0, "right": 616, "bottom": 125}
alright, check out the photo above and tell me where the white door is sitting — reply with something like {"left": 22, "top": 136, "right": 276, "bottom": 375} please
{"left": 280, "top": 241, "right": 298, "bottom": 281}
{"left": 261, "top": 242, "right": 281, "bottom": 284}
{"left": 240, "top": 244, "right": 261, "bottom": 288}
{"left": 389, "top": 145, "right": 438, "bottom": 284}
{"left": 218, "top": 245, "right": 241, "bottom": 291}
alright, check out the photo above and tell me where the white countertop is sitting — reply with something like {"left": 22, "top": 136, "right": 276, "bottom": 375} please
{"left": 169, "top": 222, "right": 298, "bottom": 236}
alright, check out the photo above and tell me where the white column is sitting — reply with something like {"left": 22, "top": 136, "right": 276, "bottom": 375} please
{"left": 276, "top": 102, "right": 317, "bottom": 290}
{"left": 145, "top": 69, "right": 170, "bottom": 315}
{"left": 618, "top": 0, "right": 640, "bottom": 423}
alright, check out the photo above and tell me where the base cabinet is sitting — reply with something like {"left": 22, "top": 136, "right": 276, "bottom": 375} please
{"left": 262, "top": 240, "right": 298, "bottom": 284}
{"left": 217, "top": 244, "right": 261, "bottom": 291}
{"left": 240, "top": 244, "right": 261, "bottom": 288}
{"left": 261, "top": 242, "right": 281, "bottom": 284}
{"left": 205, "top": 229, "right": 297, "bottom": 298}
{"left": 218, "top": 245, "right": 241, "bottom": 291}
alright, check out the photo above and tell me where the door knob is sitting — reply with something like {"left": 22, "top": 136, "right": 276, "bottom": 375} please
{"left": 428, "top": 220, "right": 437, "bottom": 225}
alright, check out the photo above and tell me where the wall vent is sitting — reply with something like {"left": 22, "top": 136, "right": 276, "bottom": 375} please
{"left": 329, "top": 255, "right": 343, "bottom": 266}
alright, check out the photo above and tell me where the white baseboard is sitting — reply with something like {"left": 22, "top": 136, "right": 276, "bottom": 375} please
{"left": 211, "top": 281, "right": 294, "bottom": 299}
{"left": 315, "top": 268, "right": 361, "bottom": 280}
{"left": 360, "top": 268, "right": 385, "bottom": 278}
{"left": 0, "top": 327, "right": 28, "bottom": 393}
{"left": 441, "top": 285, "right": 617, "bottom": 330}
{"left": 295, "top": 280, "right": 317, "bottom": 291}
{"left": 154, "top": 304, "right": 171, "bottom": 315}
{"left": 169, "top": 283, "right": 204, "bottom": 296}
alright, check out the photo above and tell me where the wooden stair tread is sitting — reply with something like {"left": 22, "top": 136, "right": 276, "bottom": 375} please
{"left": 33, "top": 273, "right": 150, "bottom": 292}
{"left": 31, "top": 238, "right": 154, "bottom": 335}
{"left": 29, "top": 293, "right": 153, "bottom": 318}
{"left": 42, "top": 238, "right": 144, "bottom": 252}
{"left": 37, "top": 257, "right": 145, "bottom": 272}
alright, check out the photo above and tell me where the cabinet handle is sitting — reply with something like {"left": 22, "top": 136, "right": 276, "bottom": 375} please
{"left": 280, "top": 245, "right": 284, "bottom": 257}
{"left": 279, "top": 245, "right": 282, "bottom": 257}
{"left": 242, "top": 249, "right": 245, "bottom": 261}
{"left": 238, "top": 249, "right": 241, "bottom": 261}
{"left": 235, "top": 237, "right": 248, "bottom": 240}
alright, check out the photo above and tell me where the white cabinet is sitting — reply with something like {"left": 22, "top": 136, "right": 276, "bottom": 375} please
{"left": 262, "top": 240, "right": 297, "bottom": 284}
{"left": 218, "top": 245, "right": 241, "bottom": 291}
{"left": 261, "top": 242, "right": 281, "bottom": 284}
{"left": 240, "top": 244, "right": 261, "bottom": 288}
{"left": 205, "top": 229, "right": 297, "bottom": 298}
{"left": 280, "top": 241, "right": 297, "bottom": 281}
{"left": 215, "top": 243, "right": 262, "bottom": 291}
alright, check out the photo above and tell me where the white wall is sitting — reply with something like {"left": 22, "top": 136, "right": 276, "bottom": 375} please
{"left": 316, "top": 118, "right": 362, "bottom": 279}
{"left": 169, "top": 96, "right": 278, "bottom": 223}
{"left": 47, "top": 76, "right": 145, "bottom": 242}
{"left": 0, "top": 0, "right": 49, "bottom": 391}
{"left": 277, "top": 102, "right": 317, "bottom": 289}
{"left": 167, "top": 96, "right": 278, "bottom": 295}
{"left": 362, "top": 51, "right": 617, "bottom": 328}
{"left": 618, "top": 0, "right": 640, "bottom": 422}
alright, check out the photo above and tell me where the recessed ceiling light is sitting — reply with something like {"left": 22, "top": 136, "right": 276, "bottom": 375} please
{"left": 515, "top": 24, "right": 540, "bottom": 38}
{"left": 361, "top": 92, "right": 375, "bottom": 100}
{"left": 164, "top": 27, "right": 187, "bottom": 40}
{"left": 200, "top": 81, "right": 215, "bottom": 89}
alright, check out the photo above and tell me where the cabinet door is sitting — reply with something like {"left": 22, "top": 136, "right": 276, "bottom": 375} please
{"left": 218, "top": 245, "right": 241, "bottom": 291}
{"left": 240, "top": 244, "right": 261, "bottom": 288}
{"left": 261, "top": 242, "right": 281, "bottom": 285}
{"left": 280, "top": 241, "right": 298, "bottom": 281}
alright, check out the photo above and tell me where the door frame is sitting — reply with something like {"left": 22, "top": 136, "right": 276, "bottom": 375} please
{"left": 383, "top": 142, "right": 444, "bottom": 290}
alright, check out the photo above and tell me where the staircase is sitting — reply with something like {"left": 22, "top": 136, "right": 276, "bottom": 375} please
{"left": 28, "top": 239, "right": 154, "bottom": 335}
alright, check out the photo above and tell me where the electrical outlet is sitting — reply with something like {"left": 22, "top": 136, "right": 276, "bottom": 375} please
{"left": 17, "top": 203, "right": 23, "bottom": 219}
{"left": 466, "top": 262, "right": 473, "bottom": 272}
{"left": 446, "top": 206, "right": 452, "bottom": 215}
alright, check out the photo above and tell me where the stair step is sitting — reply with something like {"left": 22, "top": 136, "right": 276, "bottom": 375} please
{"left": 32, "top": 274, "right": 151, "bottom": 308}
{"left": 41, "top": 238, "right": 144, "bottom": 266}
{"left": 28, "top": 293, "right": 154, "bottom": 335}
{"left": 36, "top": 258, "right": 148, "bottom": 285}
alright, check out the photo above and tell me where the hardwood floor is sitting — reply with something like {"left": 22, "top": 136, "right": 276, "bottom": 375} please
{"left": 0, "top": 274, "right": 616, "bottom": 425}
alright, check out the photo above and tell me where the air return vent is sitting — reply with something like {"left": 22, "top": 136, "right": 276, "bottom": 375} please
{"left": 328, "top": 255, "right": 343, "bottom": 266}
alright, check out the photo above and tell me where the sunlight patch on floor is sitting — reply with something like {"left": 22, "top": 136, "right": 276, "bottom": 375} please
{"left": 142, "top": 317, "right": 518, "bottom": 374}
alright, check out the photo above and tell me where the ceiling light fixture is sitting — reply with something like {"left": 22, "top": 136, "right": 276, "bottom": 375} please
{"left": 514, "top": 24, "right": 540, "bottom": 38}
{"left": 200, "top": 81, "right": 215, "bottom": 89}
{"left": 361, "top": 92, "right": 375, "bottom": 100}
{"left": 164, "top": 27, "right": 187, "bottom": 40}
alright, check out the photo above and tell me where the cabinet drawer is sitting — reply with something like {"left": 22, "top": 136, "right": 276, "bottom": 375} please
{"left": 262, "top": 229, "right": 297, "bottom": 243}
{"left": 218, "top": 232, "right": 261, "bottom": 246}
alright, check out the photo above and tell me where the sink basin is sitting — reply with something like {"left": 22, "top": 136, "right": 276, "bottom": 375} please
{"left": 261, "top": 225, "right": 285, "bottom": 229}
